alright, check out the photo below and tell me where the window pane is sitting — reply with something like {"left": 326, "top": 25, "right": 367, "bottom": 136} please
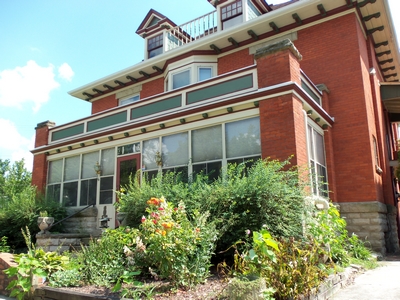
{"left": 226, "top": 117, "right": 260, "bottom": 158}
{"left": 62, "top": 181, "right": 78, "bottom": 207}
{"left": 101, "top": 148, "right": 115, "bottom": 176}
{"left": 119, "top": 95, "right": 140, "bottom": 106}
{"left": 193, "top": 161, "right": 221, "bottom": 181}
{"left": 48, "top": 160, "right": 62, "bottom": 183}
{"left": 173, "top": 70, "right": 190, "bottom": 89}
{"left": 81, "top": 152, "right": 98, "bottom": 179}
{"left": 80, "top": 179, "right": 97, "bottom": 206}
{"left": 199, "top": 67, "right": 212, "bottom": 81}
{"left": 223, "top": 15, "right": 242, "bottom": 29}
{"left": 149, "top": 47, "right": 163, "bottom": 58}
{"left": 308, "top": 125, "right": 314, "bottom": 160}
{"left": 143, "top": 138, "right": 159, "bottom": 170}
{"left": 64, "top": 156, "right": 80, "bottom": 181}
{"left": 100, "top": 176, "right": 114, "bottom": 204}
{"left": 314, "top": 131, "right": 326, "bottom": 165}
{"left": 192, "top": 125, "right": 222, "bottom": 162}
{"left": 47, "top": 184, "right": 61, "bottom": 202}
{"left": 162, "top": 132, "right": 189, "bottom": 167}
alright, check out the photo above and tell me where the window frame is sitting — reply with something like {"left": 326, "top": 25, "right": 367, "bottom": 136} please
{"left": 166, "top": 63, "right": 216, "bottom": 91}
{"left": 147, "top": 33, "right": 164, "bottom": 59}
{"left": 221, "top": 0, "right": 243, "bottom": 29}
{"left": 119, "top": 94, "right": 140, "bottom": 106}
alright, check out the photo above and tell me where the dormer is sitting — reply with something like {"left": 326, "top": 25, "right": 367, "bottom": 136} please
{"left": 136, "top": 1, "right": 272, "bottom": 60}
{"left": 136, "top": 9, "right": 179, "bottom": 59}
{"left": 209, "top": 0, "right": 272, "bottom": 30}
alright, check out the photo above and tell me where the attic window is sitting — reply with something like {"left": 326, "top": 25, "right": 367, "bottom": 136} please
{"left": 148, "top": 34, "right": 163, "bottom": 58}
{"left": 222, "top": 0, "right": 243, "bottom": 29}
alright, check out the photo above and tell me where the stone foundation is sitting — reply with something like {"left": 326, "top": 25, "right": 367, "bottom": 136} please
{"left": 36, "top": 233, "right": 97, "bottom": 252}
{"left": 338, "top": 201, "right": 400, "bottom": 255}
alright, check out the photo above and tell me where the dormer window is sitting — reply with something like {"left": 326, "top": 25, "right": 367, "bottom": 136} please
{"left": 148, "top": 34, "right": 163, "bottom": 58}
{"left": 222, "top": 0, "right": 243, "bottom": 29}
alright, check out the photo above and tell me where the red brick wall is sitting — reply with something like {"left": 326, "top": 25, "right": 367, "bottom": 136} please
{"left": 0, "top": 253, "right": 16, "bottom": 297}
{"left": 259, "top": 94, "right": 307, "bottom": 168}
{"left": 218, "top": 48, "right": 254, "bottom": 75}
{"left": 32, "top": 122, "right": 53, "bottom": 194}
{"left": 294, "top": 13, "right": 380, "bottom": 203}
{"left": 257, "top": 48, "right": 301, "bottom": 88}
{"left": 91, "top": 94, "right": 118, "bottom": 114}
{"left": 141, "top": 77, "right": 165, "bottom": 99}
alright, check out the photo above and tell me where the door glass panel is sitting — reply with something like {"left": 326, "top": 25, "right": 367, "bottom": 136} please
{"left": 119, "top": 158, "right": 138, "bottom": 189}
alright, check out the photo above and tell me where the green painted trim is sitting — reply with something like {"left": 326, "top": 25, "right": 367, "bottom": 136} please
{"left": 381, "top": 84, "right": 400, "bottom": 101}
{"left": 187, "top": 74, "right": 253, "bottom": 104}
{"left": 301, "top": 80, "right": 320, "bottom": 105}
{"left": 51, "top": 124, "right": 84, "bottom": 141}
{"left": 131, "top": 95, "right": 181, "bottom": 119}
{"left": 87, "top": 111, "right": 127, "bottom": 132}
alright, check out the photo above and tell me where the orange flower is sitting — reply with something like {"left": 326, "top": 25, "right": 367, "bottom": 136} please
{"left": 162, "top": 230, "right": 166, "bottom": 236}
{"left": 162, "top": 222, "right": 173, "bottom": 229}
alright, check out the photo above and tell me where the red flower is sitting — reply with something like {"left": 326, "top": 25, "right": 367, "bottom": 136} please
{"left": 141, "top": 216, "right": 146, "bottom": 223}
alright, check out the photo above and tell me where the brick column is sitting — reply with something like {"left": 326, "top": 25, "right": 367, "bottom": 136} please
{"left": 32, "top": 121, "right": 55, "bottom": 195}
{"left": 255, "top": 39, "right": 307, "bottom": 167}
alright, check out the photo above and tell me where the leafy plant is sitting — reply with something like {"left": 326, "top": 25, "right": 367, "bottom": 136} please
{"left": 76, "top": 226, "right": 141, "bottom": 287}
{"left": 49, "top": 269, "right": 82, "bottom": 287}
{"left": 266, "top": 237, "right": 330, "bottom": 300}
{"left": 139, "top": 197, "right": 217, "bottom": 287}
{"left": 4, "top": 227, "right": 69, "bottom": 300}
{"left": 0, "top": 236, "right": 10, "bottom": 253}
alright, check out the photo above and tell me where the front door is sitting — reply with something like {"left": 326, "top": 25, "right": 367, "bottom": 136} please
{"left": 115, "top": 154, "right": 141, "bottom": 226}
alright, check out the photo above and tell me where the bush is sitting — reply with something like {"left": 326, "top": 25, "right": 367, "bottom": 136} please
{"left": 308, "top": 203, "right": 372, "bottom": 266}
{"left": 138, "top": 197, "right": 217, "bottom": 287}
{"left": 119, "top": 159, "right": 310, "bottom": 257}
{"left": 76, "top": 226, "right": 141, "bottom": 287}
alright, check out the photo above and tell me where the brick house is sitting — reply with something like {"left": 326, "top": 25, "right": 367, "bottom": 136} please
{"left": 31, "top": 0, "right": 400, "bottom": 254}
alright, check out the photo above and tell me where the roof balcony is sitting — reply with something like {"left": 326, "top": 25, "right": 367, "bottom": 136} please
{"left": 166, "top": 10, "right": 218, "bottom": 52}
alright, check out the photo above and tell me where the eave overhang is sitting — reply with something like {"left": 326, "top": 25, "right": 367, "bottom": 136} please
{"left": 69, "top": 0, "right": 400, "bottom": 102}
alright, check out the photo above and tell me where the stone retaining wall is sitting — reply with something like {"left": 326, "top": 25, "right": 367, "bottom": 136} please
{"left": 339, "top": 201, "right": 400, "bottom": 255}
{"left": 36, "top": 233, "right": 95, "bottom": 252}
{"left": 62, "top": 206, "right": 101, "bottom": 235}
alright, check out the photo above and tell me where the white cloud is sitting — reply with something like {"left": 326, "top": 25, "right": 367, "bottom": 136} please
{"left": 0, "top": 119, "right": 34, "bottom": 171}
{"left": 0, "top": 60, "right": 60, "bottom": 112}
{"left": 58, "top": 63, "right": 74, "bottom": 81}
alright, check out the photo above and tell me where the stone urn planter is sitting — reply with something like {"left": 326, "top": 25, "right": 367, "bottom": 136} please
{"left": 116, "top": 212, "right": 128, "bottom": 226}
{"left": 37, "top": 217, "right": 54, "bottom": 234}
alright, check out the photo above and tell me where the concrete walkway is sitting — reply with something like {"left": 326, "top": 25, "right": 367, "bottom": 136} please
{"left": 332, "top": 255, "right": 400, "bottom": 300}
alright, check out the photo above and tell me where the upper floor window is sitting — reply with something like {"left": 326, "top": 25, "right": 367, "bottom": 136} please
{"left": 222, "top": 0, "right": 243, "bottom": 29}
{"left": 119, "top": 94, "right": 140, "bottom": 106}
{"left": 167, "top": 64, "right": 216, "bottom": 91}
{"left": 172, "top": 69, "right": 191, "bottom": 90}
{"left": 198, "top": 67, "right": 212, "bottom": 82}
{"left": 148, "top": 34, "right": 163, "bottom": 58}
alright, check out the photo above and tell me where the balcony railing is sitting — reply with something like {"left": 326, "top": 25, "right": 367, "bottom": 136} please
{"left": 166, "top": 10, "right": 217, "bottom": 51}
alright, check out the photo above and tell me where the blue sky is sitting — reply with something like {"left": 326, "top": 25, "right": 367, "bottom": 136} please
{"left": 0, "top": 0, "right": 399, "bottom": 171}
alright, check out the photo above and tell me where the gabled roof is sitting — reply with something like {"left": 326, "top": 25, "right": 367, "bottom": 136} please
{"left": 135, "top": 9, "right": 177, "bottom": 37}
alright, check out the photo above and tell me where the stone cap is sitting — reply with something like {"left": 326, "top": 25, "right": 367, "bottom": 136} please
{"left": 254, "top": 38, "right": 302, "bottom": 61}
{"left": 35, "top": 120, "right": 56, "bottom": 130}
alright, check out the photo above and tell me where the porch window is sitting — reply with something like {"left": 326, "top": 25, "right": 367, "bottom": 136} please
{"left": 162, "top": 132, "right": 189, "bottom": 167}
{"left": 148, "top": 34, "right": 163, "bottom": 58}
{"left": 80, "top": 151, "right": 98, "bottom": 206}
{"left": 221, "top": 0, "right": 243, "bottom": 29}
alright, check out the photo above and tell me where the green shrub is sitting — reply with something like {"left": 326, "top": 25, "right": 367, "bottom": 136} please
{"left": 266, "top": 237, "right": 330, "bottom": 300}
{"left": 76, "top": 226, "right": 141, "bottom": 287}
{"left": 138, "top": 197, "right": 217, "bottom": 287}
{"left": 120, "top": 159, "right": 309, "bottom": 257}
{"left": 207, "top": 159, "right": 308, "bottom": 253}
{"left": 5, "top": 227, "right": 69, "bottom": 300}
{"left": 308, "top": 203, "right": 372, "bottom": 266}
{"left": 0, "top": 236, "right": 10, "bottom": 253}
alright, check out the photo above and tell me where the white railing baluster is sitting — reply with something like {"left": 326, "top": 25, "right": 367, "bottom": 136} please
{"left": 165, "top": 10, "right": 217, "bottom": 51}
